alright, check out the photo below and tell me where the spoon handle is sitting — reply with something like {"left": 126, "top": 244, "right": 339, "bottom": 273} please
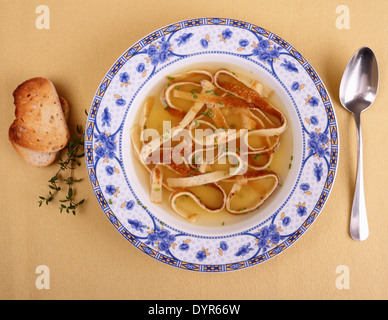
{"left": 350, "top": 113, "right": 369, "bottom": 241}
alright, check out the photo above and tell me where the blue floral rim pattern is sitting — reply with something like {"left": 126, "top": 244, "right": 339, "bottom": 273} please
{"left": 85, "top": 18, "right": 339, "bottom": 272}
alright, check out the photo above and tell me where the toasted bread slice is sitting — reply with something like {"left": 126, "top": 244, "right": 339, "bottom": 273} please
{"left": 9, "top": 77, "right": 70, "bottom": 153}
{"left": 9, "top": 96, "right": 70, "bottom": 167}
{"left": 10, "top": 141, "right": 58, "bottom": 167}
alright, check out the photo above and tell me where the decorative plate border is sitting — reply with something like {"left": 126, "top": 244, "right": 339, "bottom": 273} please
{"left": 85, "top": 18, "right": 339, "bottom": 272}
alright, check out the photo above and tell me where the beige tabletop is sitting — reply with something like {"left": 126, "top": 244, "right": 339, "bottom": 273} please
{"left": 1, "top": 0, "right": 387, "bottom": 300}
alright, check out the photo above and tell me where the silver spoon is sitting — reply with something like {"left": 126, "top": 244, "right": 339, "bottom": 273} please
{"left": 339, "top": 47, "right": 379, "bottom": 241}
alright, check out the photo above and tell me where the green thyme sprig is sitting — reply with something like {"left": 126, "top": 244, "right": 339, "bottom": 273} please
{"left": 38, "top": 125, "right": 85, "bottom": 215}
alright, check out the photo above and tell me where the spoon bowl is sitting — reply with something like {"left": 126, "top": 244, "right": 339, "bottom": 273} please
{"left": 339, "top": 47, "right": 379, "bottom": 241}
{"left": 340, "top": 47, "right": 379, "bottom": 115}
